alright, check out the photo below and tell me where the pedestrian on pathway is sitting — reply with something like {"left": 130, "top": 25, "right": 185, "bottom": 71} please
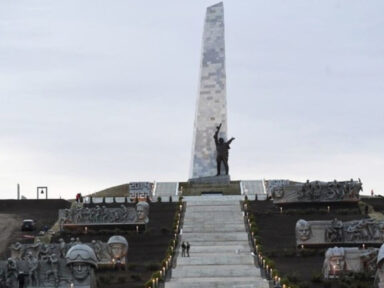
{"left": 186, "top": 242, "right": 190, "bottom": 257}
{"left": 181, "top": 242, "right": 186, "bottom": 257}
{"left": 17, "top": 271, "right": 25, "bottom": 288}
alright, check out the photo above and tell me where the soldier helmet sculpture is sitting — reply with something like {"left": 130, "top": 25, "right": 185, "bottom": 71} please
{"left": 136, "top": 201, "right": 150, "bottom": 223}
{"left": 107, "top": 235, "right": 129, "bottom": 260}
{"left": 66, "top": 244, "right": 98, "bottom": 281}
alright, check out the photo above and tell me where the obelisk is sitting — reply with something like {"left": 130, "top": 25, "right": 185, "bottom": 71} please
{"left": 189, "top": 2, "right": 228, "bottom": 180}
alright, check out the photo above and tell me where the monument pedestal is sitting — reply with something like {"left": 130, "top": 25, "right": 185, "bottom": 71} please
{"left": 188, "top": 174, "right": 230, "bottom": 185}
{"left": 182, "top": 176, "right": 239, "bottom": 196}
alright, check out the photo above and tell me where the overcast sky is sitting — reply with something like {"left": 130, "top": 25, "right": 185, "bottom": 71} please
{"left": 0, "top": 0, "right": 383, "bottom": 199}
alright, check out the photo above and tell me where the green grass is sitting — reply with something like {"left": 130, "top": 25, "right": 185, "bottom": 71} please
{"left": 88, "top": 183, "right": 130, "bottom": 197}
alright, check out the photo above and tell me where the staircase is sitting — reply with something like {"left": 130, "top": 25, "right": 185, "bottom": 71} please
{"left": 165, "top": 195, "right": 269, "bottom": 288}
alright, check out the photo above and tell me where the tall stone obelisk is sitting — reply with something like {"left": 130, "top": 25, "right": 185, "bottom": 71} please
{"left": 190, "top": 2, "right": 228, "bottom": 180}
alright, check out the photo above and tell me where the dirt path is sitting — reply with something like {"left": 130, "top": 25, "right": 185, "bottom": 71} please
{"left": 0, "top": 214, "right": 21, "bottom": 257}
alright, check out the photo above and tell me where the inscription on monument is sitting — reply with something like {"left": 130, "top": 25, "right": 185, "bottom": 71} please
{"left": 129, "top": 182, "right": 153, "bottom": 199}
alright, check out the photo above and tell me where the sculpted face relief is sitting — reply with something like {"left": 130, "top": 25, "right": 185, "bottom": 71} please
{"left": 296, "top": 219, "right": 312, "bottom": 241}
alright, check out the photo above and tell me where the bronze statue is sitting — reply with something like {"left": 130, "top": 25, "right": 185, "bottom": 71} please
{"left": 213, "top": 123, "right": 235, "bottom": 176}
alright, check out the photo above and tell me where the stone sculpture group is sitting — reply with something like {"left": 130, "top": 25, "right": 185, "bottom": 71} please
{"left": 59, "top": 201, "right": 150, "bottom": 231}
{"left": 295, "top": 216, "right": 384, "bottom": 284}
{"left": 322, "top": 243, "right": 384, "bottom": 287}
{"left": 323, "top": 246, "right": 378, "bottom": 279}
{"left": 296, "top": 218, "right": 384, "bottom": 246}
{"left": 0, "top": 243, "right": 97, "bottom": 288}
{"left": 0, "top": 235, "right": 129, "bottom": 288}
{"left": 272, "top": 179, "right": 362, "bottom": 204}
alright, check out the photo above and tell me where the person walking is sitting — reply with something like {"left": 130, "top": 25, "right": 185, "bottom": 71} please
{"left": 17, "top": 271, "right": 25, "bottom": 288}
{"left": 186, "top": 242, "right": 190, "bottom": 257}
{"left": 181, "top": 242, "right": 186, "bottom": 257}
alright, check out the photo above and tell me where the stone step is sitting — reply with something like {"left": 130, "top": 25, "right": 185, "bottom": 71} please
{"left": 183, "top": 224, "right": 246, "bottom": 232}
{"left": 183, "top": 221, "right": 245, "bottom": 227}
{"left": 181, "top": 232, "right": 248, "bottom": 242}
{"left": 184, "top": 195, "right": 245, "bottom": 203}
{"left": 166, "top": 277, "right": 269, "bottom": 288}
{"left": 184, "top": 210, "right": 243, "bottom": 217}
{"left": 184, "top": 216, "right": 243, "bottom": 221}
{"left": 179, "top": 240, "right": 250, "bottom": 247}
{"left": 186, "top": 202, "right": 242, "bottom": 207}
{"left": 183, "top": 214, "right": 244, "bottom": 221}
{"left": 166, "top": 195, "right": 267, "bottom": 288}
{"left": 177, "top": 254, "right": 254, "bottom": 265}
{"left": 171, "top": 264, "right": 261, "bottom": 278}
{"left": 183, "top": 220, "right": 245, "bottom": 226}
{"left": 183, "top": 245, "right": 251, "bottom": 254}
{"left": 186, "top": 205, "right": 242, "bottom": 211}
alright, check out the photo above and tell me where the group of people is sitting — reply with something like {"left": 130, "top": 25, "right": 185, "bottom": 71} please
{"left": 181, "top": 242, "right": 190, "bottom": 257}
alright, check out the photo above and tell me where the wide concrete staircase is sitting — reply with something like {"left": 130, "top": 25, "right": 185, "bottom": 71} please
{"left": 166, "top": 195, "right": 269, "bottom": 288}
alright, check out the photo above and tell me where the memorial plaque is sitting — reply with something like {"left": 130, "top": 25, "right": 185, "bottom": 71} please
{"left": 129, "top": 182, "right": 153, "bottom": 199}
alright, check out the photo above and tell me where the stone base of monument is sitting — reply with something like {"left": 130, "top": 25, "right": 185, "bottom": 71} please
{"left": 188, "top": 175, "right": 230, "bottom": 185}
{"left": 181, "top": 178, "right": 240, "bottom": 196}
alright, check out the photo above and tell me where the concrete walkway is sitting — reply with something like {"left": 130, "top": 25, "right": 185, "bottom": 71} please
{"left": 165, "top": 195, "right": 269, "bottom": 288}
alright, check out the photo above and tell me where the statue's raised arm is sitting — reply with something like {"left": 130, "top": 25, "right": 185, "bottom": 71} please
{"left": 226, "top": 137, "right": 235, "bottom": 145}
{"left": 213, "top": 123, "right": 222, "bottom": 145}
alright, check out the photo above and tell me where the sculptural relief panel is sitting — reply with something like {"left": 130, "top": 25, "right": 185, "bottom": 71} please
{"left": 296, "top": 218, "right": 384, "bottom": 246}
{"left": 323, "top": 246, "right": 378, "bottom": 279}
{"left": 272, "top": 179, "right": 362, "bottom": 204}
{"left": 58, "top": 202, "right": 150, "bottom": 231}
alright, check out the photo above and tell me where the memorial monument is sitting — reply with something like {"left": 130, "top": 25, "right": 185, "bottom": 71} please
{"left": 213, "top": 123, "right": 235, "bottom": 176}
{"left": 296, "top": 218, "right": 384, "bottom": 247}
{"left": 8, "top": 235, "right": 129, "bottom": 270}
{"left": 0, "top": 243, "right": 98, "bottom": 288}
{"left": 323, "top": 246, "right": 378, "bottom": 279}
{"left": 272, "top": 179, "right": 362, "bottom": 204}
{"left": 58, "top": 202, "right": 149, "bottom": 232}
{"left": 189, "top": 2, "right": 231, "bottom": 181}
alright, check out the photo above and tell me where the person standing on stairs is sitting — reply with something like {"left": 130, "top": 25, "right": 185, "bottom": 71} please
{"left": 186, "top": 242, "right": 190, "bottom": 257}
{"left": 181, "top": 242, "right": 186, "bottom": 257}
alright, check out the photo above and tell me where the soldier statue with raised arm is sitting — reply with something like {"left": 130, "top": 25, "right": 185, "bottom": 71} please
{"left": 213, "top": 123, "right": 235, "bottom": 176}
